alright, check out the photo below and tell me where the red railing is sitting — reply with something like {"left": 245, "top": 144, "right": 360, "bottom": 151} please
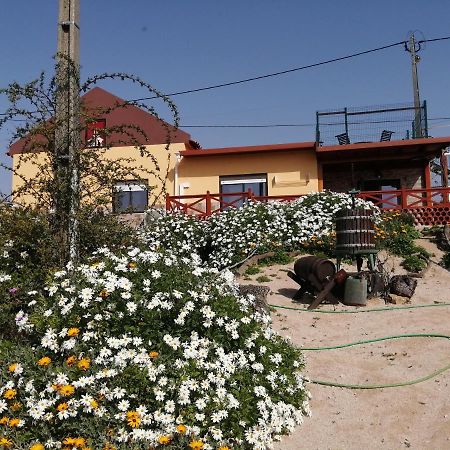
{"left": 165, "top": 187, "right": 450, "bottom": 224}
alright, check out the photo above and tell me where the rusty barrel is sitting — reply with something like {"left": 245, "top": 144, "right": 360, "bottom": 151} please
{"left": 294, "top": 256, "right": 336, "bottom": 284}
{"left": 335, "top": 208, "right": 375, "bottom": 254}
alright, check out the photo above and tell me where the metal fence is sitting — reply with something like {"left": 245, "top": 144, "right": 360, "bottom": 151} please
{"left": 316, "top": 102, "right": 428, "bottom": 146}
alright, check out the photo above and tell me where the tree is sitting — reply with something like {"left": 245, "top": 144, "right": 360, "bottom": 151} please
{"left": 0, "top": 62, "right": 180, "bottom": 264}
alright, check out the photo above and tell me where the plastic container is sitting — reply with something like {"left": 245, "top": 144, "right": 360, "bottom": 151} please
{"left": 343, "top": 276, "right": 367, "bottom": 306}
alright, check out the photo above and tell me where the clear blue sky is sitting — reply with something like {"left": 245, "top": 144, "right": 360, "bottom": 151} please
{"left": 1, "top": 0, "right": 450, "bottom": 196}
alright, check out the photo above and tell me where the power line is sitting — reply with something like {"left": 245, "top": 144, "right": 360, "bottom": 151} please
{"left": 2, "top": 34, "right": 450, "bottom": 116}
{"left": 133, "top": 41, "right": 407, "bottom": 101}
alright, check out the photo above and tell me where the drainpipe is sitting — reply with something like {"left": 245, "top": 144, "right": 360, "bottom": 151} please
{"left": 174, "top": 152, "right": 182, "bottom": 196}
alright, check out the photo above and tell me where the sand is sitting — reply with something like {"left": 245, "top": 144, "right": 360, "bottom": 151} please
{"left": 239, "top": 240, "right": 450, "bottom": 450}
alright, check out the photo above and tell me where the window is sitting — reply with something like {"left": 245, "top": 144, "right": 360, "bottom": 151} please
{"left": 219, "top": 174, "right": 267, "bottom": 208}
{"left": 86, "top": 119, "right": 106, "bottom": 148}
{"left": 113, "top": 181, "right": 148, "bottom": 213}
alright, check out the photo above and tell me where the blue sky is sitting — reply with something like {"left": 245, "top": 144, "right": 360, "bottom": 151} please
{"left": 1, "top": 0, "right": 450, "bottom": 196}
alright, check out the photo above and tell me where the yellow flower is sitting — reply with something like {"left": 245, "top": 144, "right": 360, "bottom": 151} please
{"left": 176, "top": 424, "right": 187, "bottom": 434}
{"left": 126, "top": 411, "right": 141, "bottom": 428}
{"left": 37, "top": 356, "right": 51, "bottom": 366}
{"left": 77, "top": 358, "right": 91, "bottom": 371}
{"left": 148, "top": 351, "right": 159, "bottom": 359}
{"left": 0, "top": 417, "right": 8, "bottom": 426}
{"left": 7, "top": 364, "right": 17, "bottom": 373}
{"left": 158, "top": 435, "right": 171, "bottom": 445}
{"left": 10, "top": 402, "right": 21, "bottom": 412}
{"left": 63, "top": 438, "right": 77, "bottom": 446}
{"left": 57, "top": 403, "right": 69, "bottom": 412}
{"left": 30, "top": 444, "right": 45, "bottom": 450}
{"left": 8, "top": 418, "right": 20, "bottom": 427}
{"left": 90, "top": 399, "right": 99, "bottom": 409}
{"left": 3, "top": 389, "right": 16, "bottom": 400}
{"left": 99, "top": 289, "right": 109, "bottom": 298}
{"left": 128, "top": 261, "right": 137, "bottom": 269}
{"left": 66, "top": 355, "right": 77, "bottom": 366}
{"left": 67, "top": 328, "right": 80, "bottom": 337}
{"left": 218, "top": 447, "right": 231, "bottom": 450}
{"left": 102, "top": 444, "right": 116, "bottom": 450}
{"left": 59, "top": 385, "right": 75, "bottom": 397}
{"left": 74, "top": 438, "right": 86, "bottom": 447}
{"left": 189, "top": 440, "right": 204, "bottom": 450}
{"left": 0, "top": 437, "right": 13, "bottom": 448}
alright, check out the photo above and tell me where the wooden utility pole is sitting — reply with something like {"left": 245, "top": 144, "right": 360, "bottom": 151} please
{"left": 406, "top": 34, "right": 423, "bottom": 138}
{"left": 55, "top": 0, "right": 81, "bottom": 264}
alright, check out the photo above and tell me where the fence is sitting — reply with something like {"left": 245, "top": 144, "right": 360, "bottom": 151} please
{"left": 316, "top": 102, "right": 428, "bottom": 146}
{"left": 166, "top": 187, "right": 450, "bottom": 225}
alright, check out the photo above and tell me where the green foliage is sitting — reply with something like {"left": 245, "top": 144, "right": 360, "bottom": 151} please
{"left": 442, "top": 252, "right": 450, "bottom": 269}
{"left": 256, "top": 275, "right": 271, "bottom": 283}
{"left": 258, "top": 251, "right": 294, "bottom": 267}
{"left": 401, "top": 255, "right": 428, "bottom": 273}
{"left": 375, "top": 211, "right": 420, "bottom": 256}
{"left": 244, "top": 265, "right": 261, "bottom": 275}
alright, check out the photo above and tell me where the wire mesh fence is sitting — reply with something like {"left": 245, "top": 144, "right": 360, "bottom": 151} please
{"left": 316, "top": 102, "right": 428, "bottom": 146}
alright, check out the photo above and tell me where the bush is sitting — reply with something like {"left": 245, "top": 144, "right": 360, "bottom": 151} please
{"left": 0, "top": 248, "right": 310, "bottom": 449}
{"left": 401, "top": 255, "right": 428, "bottom": 273}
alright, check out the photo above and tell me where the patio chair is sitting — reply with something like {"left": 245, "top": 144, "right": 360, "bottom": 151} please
{"left": 336, "top": 132, "right": 350, "bottom": 145}
{"left": 380, "top": 130, "right": 394, "bottom": 142}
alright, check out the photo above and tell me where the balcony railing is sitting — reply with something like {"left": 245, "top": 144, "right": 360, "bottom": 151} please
{"left": 165, "top": 187, "right": 450, "bottom": 224}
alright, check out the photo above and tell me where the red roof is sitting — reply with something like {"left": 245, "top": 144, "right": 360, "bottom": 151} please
{"left": 181, "top": 141, "right": 316, "bottom": 157}
{"left": 8, "top": 87, "right": 191, "bottom": 156}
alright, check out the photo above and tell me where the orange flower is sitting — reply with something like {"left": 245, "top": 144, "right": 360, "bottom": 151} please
{"left": 0, "top": 437, "right": 13, "bottom": 448}
{"left": 30, "top": 444, "right": 45, "bottom": 450}
{"left": 158, "top": 436, "right": 171, "bottom": 445}
{"left": 8, "top": 418, "right": 21, "bottom": 427}
{"left": 189, "top": 440, "right": 204, "bottom": 450}
{"left": 218, "top": 447, "right": 231, "bottom": 450}
{"left": 176, "top": 424, "right": 187, "bottom": 434}
{"left": 7, "top": 364, "right": 17, "bottom": 373}
{"left": 128, "top": 261, "right": 137, "bottom": 269}
{"left": 67, "top": 328, "right": 80, "bottom": 337}
{"left": 66, "top": 355, "right": 77, "bottom": 366}
{"left": 57, "top": 403, "right": 69, "bottom": 412}
{"left": 37, "top": 356, "right": 51, "bottom": 366}
{"left": 10, "top": 402, "right": 21, "bottom": 412}
{"left": 77, "top": 358, "right": 91, "bottom": 371}
{"left": 0, "top": 417, "right": 8, "bottom": 426}
{"left": 3, "top": 389, "right": 16, "bottom": 400}
{"left": 148, "top": 351, "right": 159, "bottom": 359}
{"left": 126, "top": 411, "right": 141, "bottom": 428}
{"left": 99, "top": 289, "right": 109, "bottom": 298}
{"left": 59, "top": 385, "right": 75, "bottom": 397}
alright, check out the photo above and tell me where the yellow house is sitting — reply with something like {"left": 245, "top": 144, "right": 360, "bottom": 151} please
{"left": 8, "top": 88, "right": 450, "bottom": 221}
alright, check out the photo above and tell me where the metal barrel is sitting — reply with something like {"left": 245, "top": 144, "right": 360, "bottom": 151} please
{"left": 335, "top": 208, "right": 375, "bottom": 253}
{"left": 294, "top": 256, "right": 336, "bottom": 283}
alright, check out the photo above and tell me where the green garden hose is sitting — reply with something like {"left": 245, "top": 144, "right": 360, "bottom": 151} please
{"left": 269, "top": 302, "right": 450, "bottom": 313}
{"left": 270, "top": 303, "right": 450, "bottom": 388}
{"left": 302, "top": 333, "right": 450, "bottom": 389}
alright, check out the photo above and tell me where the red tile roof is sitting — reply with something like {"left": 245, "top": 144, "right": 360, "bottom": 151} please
{"left": 7, "top": 87, "right": 191, "bottom": 156}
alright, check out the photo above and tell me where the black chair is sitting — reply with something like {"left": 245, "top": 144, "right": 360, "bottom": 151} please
{"left": 335, "top": 132, "right": 350, "bottom": 145}
{"left": 380, "top": 130, "right": 394, "bottom": 142}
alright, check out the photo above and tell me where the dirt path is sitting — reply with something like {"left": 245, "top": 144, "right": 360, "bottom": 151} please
{"left": 240, "top": 249, "right": 450, "bottom": 449}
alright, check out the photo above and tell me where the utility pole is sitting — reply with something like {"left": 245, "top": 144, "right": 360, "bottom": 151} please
{"left": 405, "top": 33, "right": 423, "bottom": 138}
{"left": 55, "top": 0, "right": 81, "bottom": 264}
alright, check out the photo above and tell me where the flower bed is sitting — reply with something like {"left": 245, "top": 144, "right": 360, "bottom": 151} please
{"left": 0, "top": 248, "right": 309, "bottom": 449}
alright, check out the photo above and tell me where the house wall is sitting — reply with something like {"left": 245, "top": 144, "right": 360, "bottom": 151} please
{"left": 10, "top": 143, "right": 185, "bottom": 207}
{"left": 178, "top": 149, "right": 319, "bottom": 195}
{"left": 322, "top": 164, "right": 423, "bottom": 192}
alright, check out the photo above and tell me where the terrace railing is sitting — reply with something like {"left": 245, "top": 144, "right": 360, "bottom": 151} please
{"left": 165, "top": 187, "right": 450, "bottom": 224}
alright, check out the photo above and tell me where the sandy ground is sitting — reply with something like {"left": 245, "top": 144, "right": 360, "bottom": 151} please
{"left": 239, "top": 239, "right": 450, "bottom": 450}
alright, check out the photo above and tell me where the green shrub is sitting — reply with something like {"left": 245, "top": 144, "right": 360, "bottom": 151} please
{"left": 401, "top": 255, "right": 428, "bottom": 272}
{"left": 442, "top": 252, "right": 450, "bottom": 269}
{"left": 258, "top": 251, "right": 294, "bottom": 266}
{"left": 256, "top": 275, "right": 271, "bottom": 283}
{"left": 244, "top": 265, "right": 261, "bottom": 275}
